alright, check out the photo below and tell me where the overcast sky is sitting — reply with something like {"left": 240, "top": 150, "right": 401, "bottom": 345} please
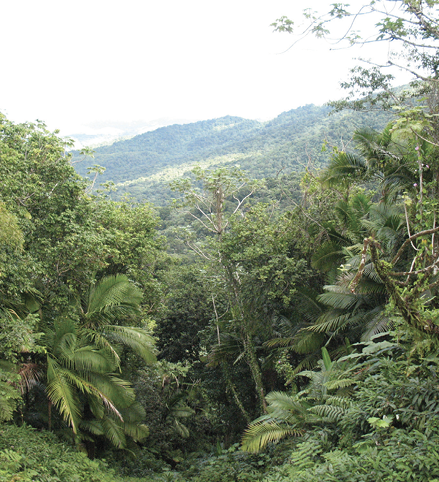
{"left": 1, "top": 0, "right": 409, "bottom": 135}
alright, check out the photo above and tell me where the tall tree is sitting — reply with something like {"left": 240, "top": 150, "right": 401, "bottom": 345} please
{"left": 171, "top": 167, "right": 269, "bottom": 414}
{"left": 272, "top": 0, "right": 439, "bottom": 111}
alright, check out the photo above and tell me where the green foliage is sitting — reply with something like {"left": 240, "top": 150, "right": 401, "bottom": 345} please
{"left": 261, "top": 425, "right": 439, "bottom": 482}
{"left": 71, "top": 108, "right": 391, "bottom": 205}
{"left": 242, "top": 338, "right": 439, "bottom": 481}
{"left": 0, "top": 365, "right": 21, "bottom": 422}
{"left": 79, "top": 274, "right": 157, "bottom": 365}
{"left": 44, "top": 318, "right": 148, "bottom": 448}
{"left": 4, "top": 3, "right": 439, "bottom": 475}
{"left": 273, "top": 1, "right": 439, "bottom": 111}
{"left": 155, "top": 264, "right": 217, "bottom": 363}
{"left": 0, "top": 424, "right": 125, "bottom": 482}
{"left": 0, "top": 115, "right": 165, "bottom": 454}
{"left": 0, "top": 201, "right": 23, "bottom": 252}
{"left": 0, "top": 311, "right": 41, "bottom": 362}
{"left": 181, "top": 443, "right": 271, "bottom": 482}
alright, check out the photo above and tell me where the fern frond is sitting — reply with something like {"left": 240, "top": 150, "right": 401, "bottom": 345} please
{"left": 309, "top": 403, "right": 347, "bottom": 422}
{"left": 324, "top": 378, "right": 356, "bottom": 390}
{"left": 265, "top": 391, "right": 308, "bottom": 415}
{"left": 325, "top": 395, "right": 355, "bottom": 408}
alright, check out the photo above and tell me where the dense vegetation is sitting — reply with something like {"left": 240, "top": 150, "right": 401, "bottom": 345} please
{"left": 3, "top": 0, "right": 439, "bottom": 480}
{"left": 72, "top": 106, "right": 392, "bottom": 205}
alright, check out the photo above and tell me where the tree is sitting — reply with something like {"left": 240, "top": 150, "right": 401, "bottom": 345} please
{"left": 313, "top": 117, "right": 439, "bottom": 343}
{"left": 44, "top": 318, "right": 148, "bottom": 449}
{"left": 77, "top": 274, "right": 156, "bottom": 367}
{"left": 171, "top": 167, "right": 318, "bottom": 418}
{"left": 0, "top": 114, "right": 165, "bottom": 324}
{"left": 272, "top": 0, "right": 439, "bottom": 110}
{"left": 171, "top": 167, "right": 270, "bottom": 415}
{"left": 0, "top": 115, "right": 164, "bottom": 445}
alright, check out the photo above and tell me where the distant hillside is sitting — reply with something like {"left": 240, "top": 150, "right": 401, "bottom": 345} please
{"left": 67, "top": 118, "right": 197, "bottom": 149}
{"left": 72, "top": 105, "right": 393, "bottom": 205}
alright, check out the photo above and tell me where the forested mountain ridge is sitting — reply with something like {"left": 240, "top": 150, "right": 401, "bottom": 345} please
{"left": 68, "top": 117, "right": 198, "bottom": 149}
{"left": 72, "top": 104, "right": 392, "bottom": 204}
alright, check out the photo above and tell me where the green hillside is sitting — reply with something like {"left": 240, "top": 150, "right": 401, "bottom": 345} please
{"left": 73, "top": 105, "right": 392, "bottom": 204}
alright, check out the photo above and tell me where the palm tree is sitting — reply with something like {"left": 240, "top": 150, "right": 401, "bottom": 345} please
{"left": 321, "top": 124, "right": 417, "bottom": 200}
{"left": 302, "top": 125, "right": 410, "bottom": 344}
{"left": 77, "top": 274, "right": 156, "bottom": 367}
{"left": 301, "top": 202, "right": 405, "bottom": 353}
{"left": 44, "top": 318, "right": 148, "bottom": 448}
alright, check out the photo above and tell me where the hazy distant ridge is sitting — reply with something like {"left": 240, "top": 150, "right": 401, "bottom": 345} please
{"left": 72, "top": 105, "right": 392, "bottom": 205}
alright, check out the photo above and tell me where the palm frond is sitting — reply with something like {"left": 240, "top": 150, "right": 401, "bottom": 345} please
{"left": 290, "top": 353, "right": 322, "bottom": 376}
{"left": 67, "top": 347, "right": 116, "bottom": 373}
{"left": 101, "top": 325, "right": 156, "bottom": 364}
{"left": 317, "top": 291, "right": 362, "bottom": 311}
{"left": 264, "top": 336, "right": 296, "bottom": 348}
{"left": 320, "top": 152, "right": 368, "bottom": 188}
{"left": 85, "top": 372, "right": 135, "bottom": 410}
{"left": 309, "top": 311, "right": 367, "bottom": 334}
{"left": 18, "top": 362, "right": 42, "bottom": 393}
{"left": 122, "top": 421, "right": 149, "bottom": 442}
{"left": 101, "top": 416, "right": 127, "bottom": 448}
{"left": 80, "top": 329, "right": 121, "bottom": 365}
{"left": 311, "top": 241, "right": 346, "bottom": 272}
{"left": 361, "top": 310, "right": 392, "bottom": 341}
{"left": 207, "top": 335, "right": 243, "bottom": 366}
{"left": 86, "top": 274, "right": 143, "bottom": 318}
{"left": 46, "top": 356, "right": 81, "bottom": 433}
{"left": 119, "top": 401, "right": 146, "bottom": 423}
{"left": 293, "top": 287, "right": 326, "bottom": 323}
{"left": 241, "top": 420, "right": 303, "bottom": 453}
{"left": 80, "top": 419, "right": 105, "bottom": 436}
{"left": 292, "top": 330, "right": 326, "bottom": 354}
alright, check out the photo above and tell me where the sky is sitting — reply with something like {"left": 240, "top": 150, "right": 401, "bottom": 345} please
{"left": 1, "top": 0, "right": 410, "bottom": 136}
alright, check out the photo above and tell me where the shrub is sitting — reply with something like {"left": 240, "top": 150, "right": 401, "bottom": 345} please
{"left": 0, "top": 423, "right": 125, "bottom": 482}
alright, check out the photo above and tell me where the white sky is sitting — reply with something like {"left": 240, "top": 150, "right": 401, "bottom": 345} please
{"left": 1, "top": 0, "right": 410, "bottom": 135}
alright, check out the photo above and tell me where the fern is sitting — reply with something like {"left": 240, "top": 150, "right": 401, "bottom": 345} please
{"left": 289, "top": 440, "right": 323, "bottom": 471}
{"left": 309, "top": 404, "right": 348, "bottom": 422}
{"left": 0, "top": 367, "right": 21, "bottom": 422}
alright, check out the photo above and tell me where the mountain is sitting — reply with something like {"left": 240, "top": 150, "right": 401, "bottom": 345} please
{"left": 67, "top": 118, "right": 198, "bottom": 149}
{"left": 72, "top": 105, "right": 393, "bottom": 205}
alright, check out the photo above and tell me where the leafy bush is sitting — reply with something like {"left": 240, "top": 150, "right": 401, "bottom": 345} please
{"left": 181, "top": 444, "right": 270, "bottom": 482}
{"left": 262, "top": 423, "right": 439, "bottom": 481}
{"left": 0, "top": 423, "right": 126, "bottom": 482}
